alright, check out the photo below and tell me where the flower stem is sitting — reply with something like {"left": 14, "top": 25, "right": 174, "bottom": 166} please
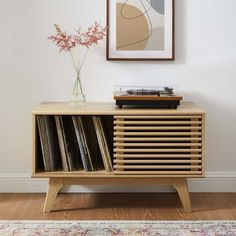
{"left": 69, "top": 51, "right": 79, "bottom": 74}
{"left": 71, "top": 75, "right": 85, "bottom": 102}
{"left": 77, "top": 48, "right": 89, "bottom": 76}
{"left": 70, "top": 47, "right": 89, "bottom": 103}
{"left": 72, "top": 76, "right": 78, "bottom": 95}
{"left": 75, "top": 48, "right": 89, "bottom": 97}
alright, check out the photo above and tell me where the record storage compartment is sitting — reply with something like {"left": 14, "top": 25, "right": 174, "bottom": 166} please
{"left": 34, "top": 115, "right": 114, "bottom": 174}
{"left": 114, "top": 115, "right": 204, "bottom": 176}
{"left": 32, "top": 102, "right": 205, "bottom": 213}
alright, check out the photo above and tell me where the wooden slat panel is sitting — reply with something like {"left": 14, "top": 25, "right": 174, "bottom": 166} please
{"left": 114, "top": 115, "right": 202, "bottom": 119}
{"left": 114, "top": 143, "right": 202, "bottom": 147}
{"left": 114, "top": 131, "right": 202, "bottom": 136}
{"left": 114, "top": 160, "right": 202, "bottom": 164}
{"left": 114, "top": 114, "right": 203, "bottom": 176}
{"left": 201, "top": 114, "right": 206, "bottom": 176}
{"left": 114, "top": 165, "right": 201, "bottom": 169}
{"left": 114, "top": 126, "right": 202, "bottom": 131}
{"left": 114, "top": 137, "right": 202, "bottom": 142}
{"left": 114, "top": 171, "right": 202, "bottom": 175}
{"left": 114, "top": 148, "right": 202, "bottom": 153}
{"left": 114, "top": 154, "right": 202, "bottom": 158}
{"left": 114, "top": 120, "right": 202, "bottom": 125}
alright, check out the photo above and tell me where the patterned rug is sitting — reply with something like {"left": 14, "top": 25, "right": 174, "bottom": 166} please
{"left": 0, "top": 221, "right": 236, "bottom": 236}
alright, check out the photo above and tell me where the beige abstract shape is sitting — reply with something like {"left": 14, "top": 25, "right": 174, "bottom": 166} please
{"left": 145, "top": 27, "right": 165, "bottom": 50}
{"left": 116, "top": 3, "right": 149, "bottom": 51}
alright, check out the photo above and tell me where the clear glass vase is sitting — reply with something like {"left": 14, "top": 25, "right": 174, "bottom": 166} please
{"left": 70, "top": 75, "right": 86, "bottom": 105}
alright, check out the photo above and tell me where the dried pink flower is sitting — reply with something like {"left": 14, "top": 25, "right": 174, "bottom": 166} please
{"left": 48, "top": 22, "right": 106, "bottom": 52}
{"left": 48, "top": 22, "right": 107, "bottom": 103}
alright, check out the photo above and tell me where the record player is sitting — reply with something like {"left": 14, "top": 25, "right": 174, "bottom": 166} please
{"left": 113, "top": 86, "right": 183, "bottom": 109}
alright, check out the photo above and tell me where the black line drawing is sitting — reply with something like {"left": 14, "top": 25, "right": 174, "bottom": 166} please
{"left": 117, "top": 0, "right": 154, "bottom": 50}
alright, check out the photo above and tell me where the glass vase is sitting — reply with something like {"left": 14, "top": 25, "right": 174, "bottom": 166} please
{"left": 70, "top": 75, "right": 86, "bottom": 105}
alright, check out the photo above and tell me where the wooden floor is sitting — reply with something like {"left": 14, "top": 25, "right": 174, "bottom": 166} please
{"left": 0, "top": 193, "right": 236, "bottom": 220}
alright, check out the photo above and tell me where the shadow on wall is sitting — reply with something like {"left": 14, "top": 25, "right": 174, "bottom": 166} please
{"left": 183, "top": 91, "right": 236, "bottom": 172}
{"left": 174, "top": 0, "right": 187, "bottom": 64}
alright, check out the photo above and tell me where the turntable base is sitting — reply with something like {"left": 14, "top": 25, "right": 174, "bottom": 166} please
{"left": 113, "top": 87, "right": 183, "bottom": 109}
{"left": 116, "top": 99, "right": 180, "bottom": 109}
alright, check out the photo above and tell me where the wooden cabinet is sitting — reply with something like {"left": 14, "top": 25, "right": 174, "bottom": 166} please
{"left": 32, "top": 102, "right": 205, "bottom": 213}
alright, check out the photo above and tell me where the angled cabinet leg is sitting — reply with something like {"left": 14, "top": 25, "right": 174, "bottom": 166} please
{"left": 172, "top": 178, "right": 192, "bottom": 213}
{"left": 43, "top": 178, "right": 63, "bottom": 213}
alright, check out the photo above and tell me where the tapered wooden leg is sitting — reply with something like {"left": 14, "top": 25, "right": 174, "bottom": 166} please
{"left": 172, "top": 178, "right": 192, "bottom": 213}
{"left": 43, "top": 178, "right": 63, "bottom": 213}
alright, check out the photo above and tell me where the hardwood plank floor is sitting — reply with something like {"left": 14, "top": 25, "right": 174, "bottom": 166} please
{"left": 0, "top": 193, "right": 236, "bottom": 220}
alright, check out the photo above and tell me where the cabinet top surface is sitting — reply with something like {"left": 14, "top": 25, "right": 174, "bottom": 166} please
{"left": 32, "top": 102, "right": 205, "bottom": 115}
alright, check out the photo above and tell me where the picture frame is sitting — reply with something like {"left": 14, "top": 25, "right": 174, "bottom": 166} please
{"left": 106, "top": 0, "right": 175, "bottom": 61}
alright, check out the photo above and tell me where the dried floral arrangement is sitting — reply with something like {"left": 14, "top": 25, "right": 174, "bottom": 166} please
{"left": 48, "top": 22, "right": 106, "bottom": 103}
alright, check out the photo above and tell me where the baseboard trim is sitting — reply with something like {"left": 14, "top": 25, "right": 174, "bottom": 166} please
{"left": 0, "top": 172, "right": 236, "bottom": 193}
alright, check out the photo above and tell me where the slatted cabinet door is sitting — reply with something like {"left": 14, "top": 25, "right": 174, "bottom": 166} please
{"left": 32, "top": 102, "right": 205, "bottom": 212}
{"left": 114, "top": 115, "right": 205, "bottom": 176}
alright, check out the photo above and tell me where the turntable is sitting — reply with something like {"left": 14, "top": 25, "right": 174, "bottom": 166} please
{"left": 113, "top": 86, "right": 183, "bottom": 109}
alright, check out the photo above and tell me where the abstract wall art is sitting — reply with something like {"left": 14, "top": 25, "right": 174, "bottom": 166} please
{"left": 106, "top": 0, "right": 174, "bottom": 60}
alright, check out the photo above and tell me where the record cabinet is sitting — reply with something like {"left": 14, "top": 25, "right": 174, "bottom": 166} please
{"left": 32, "top": 102, "right": 205, "bottom": 213}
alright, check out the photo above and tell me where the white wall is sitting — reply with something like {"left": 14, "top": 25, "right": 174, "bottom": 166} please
{"left": 0, "top": 0, "right": 236, "bottom": 191}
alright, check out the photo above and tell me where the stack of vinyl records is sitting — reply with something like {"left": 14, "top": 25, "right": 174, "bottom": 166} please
{"left": 36, "top": 115, "right": 113, "bottom": 172}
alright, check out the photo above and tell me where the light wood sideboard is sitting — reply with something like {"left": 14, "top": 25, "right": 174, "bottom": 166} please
{"left": 32, "top": 102, "right": 205, "bottom": 213}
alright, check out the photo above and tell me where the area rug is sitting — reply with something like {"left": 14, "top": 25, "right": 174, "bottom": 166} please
{"left": 0, "top": 221, "right": 236, "bottom": 236}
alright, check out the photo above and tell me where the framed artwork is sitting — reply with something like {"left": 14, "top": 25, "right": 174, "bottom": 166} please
{"left": 106, "top": 0, "right": 175, "bottom": 61}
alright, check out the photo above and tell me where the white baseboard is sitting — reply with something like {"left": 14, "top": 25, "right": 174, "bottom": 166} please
{"left": 0, "top": 172, "right": 236, "bottom": 193}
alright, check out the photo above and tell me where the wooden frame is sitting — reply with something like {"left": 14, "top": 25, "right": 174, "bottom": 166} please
{"left": 32, "top": 102, "right": 205, "bottom": 213}
{"left": 106, "top": 0, "right": 175, "bottom": 61}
